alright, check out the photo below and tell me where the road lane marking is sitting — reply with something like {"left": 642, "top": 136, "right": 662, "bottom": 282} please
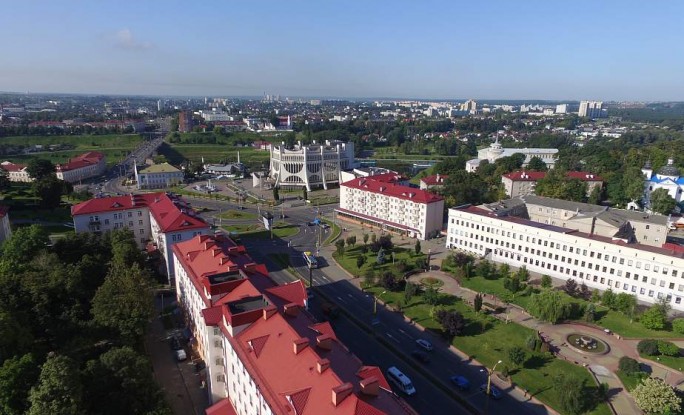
{"left": 385, "top": 333, "right": 400, "bottom": 344}
{"left": 336, "top": 296, "right": 348, "bottom": 304}
{"left": 397, "top": 329, "right": 413, "bottom": 340}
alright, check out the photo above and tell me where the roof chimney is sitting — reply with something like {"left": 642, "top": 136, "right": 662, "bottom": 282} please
{"left": 284, "top": 303, "right": 300, "bottom": 317}
{"left": 316, "top": 358, "right": 330, "bottom": 374}
{"left": 360, "top": 376, "right": 380, "bottom": 396}
{"left": 219, "top": 256, "right": 232, "bottom": 265}
{"left": 262, "top": 305, "right": 277, "bottom": 320}
{"left": 332, "top": 383, "right": 354, "bottom": 407}
{"left": 316, "top": 334, "right": 333, "bottom": 350}
{"left": 293, "top": 337, "right": 309, "bottom": 355}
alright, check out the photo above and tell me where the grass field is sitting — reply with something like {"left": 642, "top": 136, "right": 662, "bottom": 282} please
{"left": 640, "top": 353, "right": 684, "bottom": 372}
{"left": 333, "top": 245, "right": 426, "bottom": 278}
{"left": 218, "top": 210, "right": 257, "bottom": 220}
{"left": 223, "top": 221, "right": 299, "bottom": 240}
{"left": 159, "top": 143, "right": 269, "bottom": 167}
{"left": 365, "top": 286, "right": 611, "bottom": 415}
{"left": 616, "top": 370, "right": 647, "bottom": 391}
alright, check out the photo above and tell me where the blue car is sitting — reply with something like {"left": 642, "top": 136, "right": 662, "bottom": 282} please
{"left": 450, "top": 375, "right": 470, "bottom": 391}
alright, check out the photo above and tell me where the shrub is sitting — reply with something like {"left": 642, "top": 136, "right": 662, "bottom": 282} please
{"left": 435, "top": 309, "right": 465, "bottom": 337}
{"left": 641, "top": 306, "right": 667, "bottom": 330}
{"left": 658, "top": 341, "right": 680, "bottom": 357}
{"left": 473, "top": 293, "right": 483, "bottom": 312}
{"left": 637, "top": 339, "right": 660, "bottom": 356}
{"left": 526, "top": 334, "right": 540, "bottom": 352}
{"left": 673, "top": 318, "right": 684, "bottom": 334}
{"left": 380, "top": 272, "right": 397, "bottom": 291}
{"left": 618, "top": 356, "right": 642, "bottom": 375}
{"left": 540, "top": 274, "right": 552, "bottom": 289}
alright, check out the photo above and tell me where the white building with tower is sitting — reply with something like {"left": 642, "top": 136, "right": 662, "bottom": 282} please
{"left": 269, "top": 140, "right": 355, "bottom": 190}
{"left": 465, "top": 138, "right": 558, "bottom": 172}
{"left": 642, "top": 159, "right": 684, "bottom": 210}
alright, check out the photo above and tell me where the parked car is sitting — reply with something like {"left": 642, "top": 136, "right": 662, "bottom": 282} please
{"left": 410, "top": 350, "right": 430, "bottom": 364}
{"left": 450, "top": 375, "right": 470, "bottom": 391}
{"left": 479, "top": 384, "right": 503, "bottom": 399}
{"left": 415, "top": 338, "right": 433, "bottom": 351}
{"left": 175, "top": 348, "right": 187, "bottom": 362}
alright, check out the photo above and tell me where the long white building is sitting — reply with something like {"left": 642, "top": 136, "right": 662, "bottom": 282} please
{"left": 269, "top": 140, "right": 355, "bottom": 190}
{"left": 55, "top": 151, "right": 106, "bottom": 183}
{"left": 71, "top": 192, "right": 209, "bottom": 282}
{"left": 446, "top": 202, "right": 684, "bottom": 310}
{"left": 466, "top": 138, "right": 558, "bottom": 172}
{"left": 172, "top": 234, "right": 415, "bottom": 415}
{"left": 337, "top": 175, "right": 444, "bottom": 240}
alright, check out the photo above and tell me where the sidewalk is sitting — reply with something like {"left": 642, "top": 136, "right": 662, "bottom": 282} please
{"left": 406, "top": 271, "right": 643, "bottom": 415}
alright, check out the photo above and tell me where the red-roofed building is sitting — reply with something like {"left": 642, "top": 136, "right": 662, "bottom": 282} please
{"left": 56, "top": 151, "right": 106, "bottom": 183}
{"left": 0, "top": 205, "right": 11, "bottom": 243}
{"left": 501, "top": 170, "right": 603, "bottom": 198}
{"left": 0, "top": 161, "right": 31, "bottom": 182}
{"left": 171, "top": 234, "right": 416, "bottom": 415}
{"left": 419, "top": 174, "right": 448, "bottom": 190}
{"left": 338, "top": 178, "right": 444, "bottom": 240}
{"left": 71, "top": 192, "right": 209, "bottom": 282}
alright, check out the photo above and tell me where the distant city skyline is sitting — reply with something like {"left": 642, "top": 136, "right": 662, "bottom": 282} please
{"left": 1, "top": 1, "right": 683, "bottom": 101}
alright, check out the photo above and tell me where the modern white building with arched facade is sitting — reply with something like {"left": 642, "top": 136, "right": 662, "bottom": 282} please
{"left": 269, "top": 140, "right": 355, "bottom": 190}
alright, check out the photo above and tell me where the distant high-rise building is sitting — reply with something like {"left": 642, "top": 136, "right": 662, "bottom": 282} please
{"left": 578, "top": 101, "right": 605, "bottom": 118}
{"left": 555, "top": 104, "right": 568, "bottom": 114}
{"left": 460, "top": 99, "right": 477, "bottom": 112}
{"left": 178, "top": 111, "right": 194, "bottom": 132}
{"left": 157, "top": 100, "right": 162, "bottom": 112}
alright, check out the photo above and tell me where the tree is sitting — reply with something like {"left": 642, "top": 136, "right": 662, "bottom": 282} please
{"left": 541, "top": 275, "right": 552, "bottom": 289}
{"left": 91, "top": 263, "right": 155, "bottom": 344}
{"left": 363, "top": 269, "right": 375, "bottom": 287}
{"left": 601, "top": 289, "right": 616, "bottom": 308}
{"left": 623, "top": 166, "right": 648, "bottom": 204}
{"left": 0, "top": 169, "right": 10, "bottom": 192}
{"left": 657, "top": 341, "right": 680, "bottom": 357}
{"left": 32, "top": 176, "right": 65, "bottom": 209}
{"left": 632, "top": 377, "right": 681, "bottom": 415}
{"left": 637, "top": 340, "right": 660, "bottom": 356}
{"left": 404, "top": 282, "right": 417, "bottom": 304}
{"left": 345, "top": 235, "right": 356, "bottom": 248}
{"left": 0, "top": 354, "right": 40, "bottom": 415}
{"left": 553, "top": 374, "right": 587, "bottom": 415}
{"left": 371, "top": 233, "right": 377, "bottom": 244}
{"left": 503, "top": 276, "right": 521, "bottom": 293}
{"left": 272, "top": 186, "right": 279, "bottom": 201}
{"left": 27, "top": 354, "right": 84, "bottom": 415}
{"left": 356, "top": 255, "right": 366, "bottom": 270}
{"left": 650, "top": 188, "right": 676, "bottom": 215}
{"left": 588, "top": 184, "right": 603, "bottom": 205}
{"left": 110, "top": 229, "right": 145, "bottom": 268}
{"left": 376, "top": 247, "right": 385, "bottom": 264}
{"left": 363, "top": 233, "right": 369, "bottom": 245}
{"left": 618, "top": 356, "right": 642, "bottom": 376}
{"left": 441, "top": 170, "right": 489, "bottom": 207}
{"left": 0, "top": 225, "right": 49, "bottom": 265}
{"left": 414, "top": 240, "right": 421, "bottom": 255}
{"left": 380, "top": 272, "right": 397, "bottom": 291}
{"left": 584, "top": 302, "right": 596, "bottom": 322}
{"left": 424, "top": 285, "right": 440, "bottom": 306}
{"left": 641, "top": 305, "right": 667, "bottom": 330}
{"left": 526, "top": 156, "right": 548, "bottom": 171}
{"left": 564, "top": 278, "right": 578, "bottom": 297}
{"left": 335, "top": 239, "right": 345, "bottom": 256}
{"left": 529, "top": 290, "right": 569, "bottom": 324}
{"left": 507, "top": 346, "right": 527, "bottom": 368}
{"left": 579, "top": 282, "right": 590, "bottom": 300}
{"left": 435, "top": 309, "right": 465, "bottom": 337}
{"left": 473, "top": 293, "right": 483, "bottom": 312}
{"left": 515, "top": 266, "right": 529, "bottom": 282}
{"left": 302, "top": 188, "right": 307, "bottom": 200}
{"left": 672, "top": 318, "right": 684, "bottom": 334}
{"left": 26, "top": 159, "right": 55, "bottom": 181}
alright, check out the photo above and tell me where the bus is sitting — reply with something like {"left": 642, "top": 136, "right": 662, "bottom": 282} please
{"left": 386, "top": 366, "right": 416, "bottom": 396}
{"left": 303, "top": 251, "right": 318, "bottom": 269}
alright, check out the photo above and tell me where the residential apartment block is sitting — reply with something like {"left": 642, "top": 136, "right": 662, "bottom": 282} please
{"left": 337, "top": 177, "right": 444, "bottom": 240}
{"left": 578, "top": 101, "right": 606, "bottom": 118}
{"left": 501, "top": 171, "right": 603, "bottom": 198}
{"left": 173, "top": 234, "right": 415, "bottom": 415}
{"left": 55, "top": 151, "right": 106, "bottom": 183}
{"left": 135, "top": 162, "right": 184, "bottom": 189}
{"left": 446, "top": 197, "right": 684, "bottom": 310}
{"left": 71, "top": 192, "right": 209, "bottom": 281}
{"left": 419, "top": 174, "right": 448, "bottom": 190}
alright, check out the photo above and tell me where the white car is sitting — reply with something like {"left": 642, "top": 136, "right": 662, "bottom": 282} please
{"left": 415, "top": 339, "right": 433, "bottom": 351}
{"left": 175, "top": 349, "right": 187, "bottom": 362}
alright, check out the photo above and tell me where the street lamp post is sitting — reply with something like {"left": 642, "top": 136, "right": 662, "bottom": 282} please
{"left": 373, "top": 291, "right": 387, "bottom": 315}
{"left": 482, "top": 360, "right": 503, "bottom": 397}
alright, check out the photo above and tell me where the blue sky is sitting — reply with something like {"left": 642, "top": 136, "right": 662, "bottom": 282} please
{"left": 1, "top": 0, "right": 683, "bottom": 100}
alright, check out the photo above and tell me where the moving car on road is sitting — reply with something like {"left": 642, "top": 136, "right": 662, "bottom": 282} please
{"left": 449, "top": 375, "right": 470, "bottom": 391}
{"left": 415, "top": 338, "right": 433, "bottom": 351}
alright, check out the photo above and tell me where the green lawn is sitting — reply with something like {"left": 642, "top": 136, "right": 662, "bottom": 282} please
{"left": 365, "top": 286, "right": 611, "bottom": 415}
{"left": 616, "top": 370, "right": 648, "bottom": 391}
{"left": 640, "top": 353, "right": 684, "bottom": 372}
{"left": 459, "top": 275, "right": 534, "bottom": 309}
{"left": 160, "top": 143, "right": 269, "bottom": 166}
{"left": 333, "top": 245, "right": 426, "bottom": 278}
{"left": 229, "top": 222, "right": 300, "bottom": 240}
{"left": 218, "top": 210, "right": 257, "bottom": 220}
{"left": 322, "top": 219, "right": 341, "bottom": 245}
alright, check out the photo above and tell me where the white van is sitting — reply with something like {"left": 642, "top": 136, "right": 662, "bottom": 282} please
{"left": 386, "top": 366, "right": 416, "bottom": 396}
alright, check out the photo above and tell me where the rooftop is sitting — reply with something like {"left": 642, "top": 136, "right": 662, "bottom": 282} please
{"left": 341, "top": 178, "right": 443, "bottom": 204}
{"left": 138, "top": 162, "right": 181, "bottom": 174}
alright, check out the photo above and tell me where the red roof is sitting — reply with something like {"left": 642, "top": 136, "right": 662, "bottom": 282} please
{"left": 363, "top": 172, "right": 407, "bottom": 184}
{"left": 56, "top": 151, "right": 104, "bottom": 172}
{"left": 205, "top": 398, "right": 238, "bottom": 415}
{"left": 341, "top": 178, "right": 442, "bottom": 204}
{"left": 566, "top": 171, "right": 603, "bottom": 181}
{"left": 265, "top": 282, "right": 307, "bottom": 307}
{"left": 71, "top": 193, "right": 208, "bottom": 234}
{"left": 502, "top": 171, "right": 547, "bottom": 182}
{"left": 420, "top": 174, "right": 448, "bottom": 186}
{"left": 0, "top": 161, "right": 26, "bottom": 172}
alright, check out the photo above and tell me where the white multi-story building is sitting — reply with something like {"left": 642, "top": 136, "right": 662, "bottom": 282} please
{"left": 578, "top": 101, "right": 606, "bottom": 118}
{"left": 337, "top": 177, "right": 444, "bottom": 240}
{"left": 501, "top": 170, "right": 603, "bottom": 198}
{"left": 172, "top": 234, "right": 415, "bottom": 415}
{"left": 269, "top": 140, "right": 355, "bottom": 190}
{"left": 465, "top": 138, "right": 558, "bottom": 172}
{"left": 135, "top": 162, "right": 184, "bottom": 189}
{"left": 642, "top": 159, "right": 684, "bottom": 210}
{"left": 555, "top": 104, "right": 568, "bottom": 114}
{"left": 0, "top": 205, "right": 11, "bottom": 243}
{"left": 446, "top": 201, "right": 684, "bottom": 310}
{"left": 55, "top": 151, "right": 106, "bottom": 183}
{"left": 0, "top": 161, "right": 31, "bottom": 182}
{"left": 71, "top": 192, "right": 209, "bottom": 282}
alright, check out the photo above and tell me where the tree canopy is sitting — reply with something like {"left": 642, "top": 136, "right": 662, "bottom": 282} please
{"left": 649, "top": 188, "right": 676, "bottom": 215}
{"left": 632, "top": 377, "right": 681, "bottom": 414}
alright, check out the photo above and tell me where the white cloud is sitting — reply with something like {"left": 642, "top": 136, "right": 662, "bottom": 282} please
{"left": 110, "top": 28, "right": 152, "bottom": 50}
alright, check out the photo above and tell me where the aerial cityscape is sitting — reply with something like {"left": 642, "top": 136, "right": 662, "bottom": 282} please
{"left": 1, "top": 2, "right": 684, "bottom": 415}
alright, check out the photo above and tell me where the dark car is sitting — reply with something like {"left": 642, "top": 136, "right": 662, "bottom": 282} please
{"left": 410, "top": 350, "right": 430, "bottom": 364}
{"left": 479, "top": 384, "right": 503, "bottom": 399}
{"left": 450, "top": 375, "right": 470, "bottom": 391}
